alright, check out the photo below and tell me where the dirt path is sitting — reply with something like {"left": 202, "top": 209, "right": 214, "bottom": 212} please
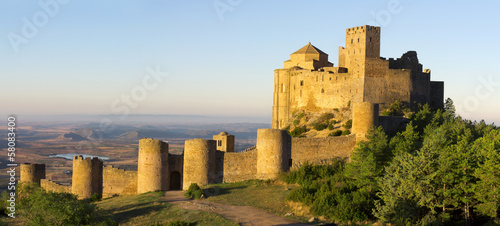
{"left": 162, "top": 191, "right": 309, "bottom": 226}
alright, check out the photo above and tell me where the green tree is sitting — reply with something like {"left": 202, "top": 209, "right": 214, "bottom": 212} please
{"left": 474, "top": 130, "right": 500, "bottom": 220}
{"left": 345, "top": 127, "right": 390, "bottom": 190}
{"left": 17, "top": 182, "right": 96, "bottom": 225}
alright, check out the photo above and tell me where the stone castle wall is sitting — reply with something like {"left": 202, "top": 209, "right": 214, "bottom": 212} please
{"left": 103, "top": 165, "right": 137, "bottom": 198}
{"left": 40, "top": 179, "right": 71, "bottom": 193}
{"left": 219, "top": 149, "right": 257, "bottom": 183}
{"left": 291, "top": 135, "right": 357, "bottom": 169}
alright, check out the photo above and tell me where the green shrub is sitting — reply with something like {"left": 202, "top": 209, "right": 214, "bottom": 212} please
{"left": 90, "top": 193, "right": 101, "bottom": 202}
{"left": 342, "top": 119, "right": 352, "bottom": 129}
{"left": 328, "top": 120, "right": 337, "bottom": 130}
{"left": 328, "top": 123, "right": 334, "bottom": 130}
{"left": 297, "top": 112, "right": 305, "bottom": 120}
{"left": 184, "top": 183, "right": 204, "bottom": 199}
{"left": 342, "top": 130, "right": 351, "bottom": 135}
{"left": 17, "top": 182, "right": 97, "bottom": 225}
{"left": 167, "top": 220, "right": 191, "bottom": 226}
{"left": 290, "top": 126, "right": 307, "bottom": 137}
{"left": 319, "top": 113, "right": 334, "bottom": 122}
{"left": 293, "top": 119, "right": 300, "bottom": 126}
{"left": 313, "top": 123, "right": 328, "bottom": 131}
{"left": 329, "top": 130, "right": 342, "bottom": 136}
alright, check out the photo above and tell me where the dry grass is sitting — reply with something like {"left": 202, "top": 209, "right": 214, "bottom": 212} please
{"left": 203, "top": 179, "right": 309, "bottom": 223}
{"left": 96, "top": 192, "right": 238, "bottom": 225}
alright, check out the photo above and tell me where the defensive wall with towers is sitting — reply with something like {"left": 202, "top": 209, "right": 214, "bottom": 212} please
{"left": 19, "top": 25, "right": 443, "bottom": 199}
{"left": 19, "top": 106, "right": 379, "bottom": 199}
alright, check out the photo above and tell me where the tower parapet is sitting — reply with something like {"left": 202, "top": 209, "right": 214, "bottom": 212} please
{"left": 20, "top": 163, "right": 45, "bottom": 184}
{"left": 72, "top": 156, "right": 103, "bottom": 199}
{"left": 137, "top": 138, "right": 169, "bottom": 193}
{"left": 183, "top": 139, "right": 216, "bottom": 190}
{"left": 256, "top": 129, "right": 291, "bottom": 180}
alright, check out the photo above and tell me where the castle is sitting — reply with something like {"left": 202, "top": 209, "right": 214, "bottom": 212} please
{"left": 20, "top": 25, "right": 444, "bottom": 199}
{"left": 272, "top": 25, "right": 443, "bottom": 129}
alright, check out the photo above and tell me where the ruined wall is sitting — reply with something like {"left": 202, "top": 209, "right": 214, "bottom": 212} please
{"left": 137, "top": 138, "right": 169, "bottom": 193}
{"left": 72, "top": 156, "right": 103, "bottom": 199}
{"left": 220, "top": 149, "right": 257, "bottom": 183}
{"left": 291, "top": 135, "right": 357, "bottom": 169}
{"left": 183, "top": 139, "right": 216, "bottom": 190}
{"left": 103, "top": 165, "right": 137, "bottom": 198}
{"left": 20, "top": 163, "right": 45, "bottom": 184}
{"left": 256, "top": 129, "right": 291, "bottom": 180}
{"left": 40, "top": 179, "right": 71, "bottom": 193}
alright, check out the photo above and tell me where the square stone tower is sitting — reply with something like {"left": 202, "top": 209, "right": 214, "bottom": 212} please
{"left": 213, "top": 131, "right": 235, "bottom": 152}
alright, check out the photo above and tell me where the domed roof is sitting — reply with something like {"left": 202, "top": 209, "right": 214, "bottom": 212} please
{"left": 218, "top": 131, "right": 229, "bottom": 136}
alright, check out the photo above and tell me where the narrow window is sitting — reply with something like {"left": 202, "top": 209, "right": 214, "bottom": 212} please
{"left": 351, "top": 39, "right": 353, "bottom": 44}
{"left": 281, "top": 83, "right": 285, "bottom": 93}
{"left": 300, "top": 80, "right": 303, "bottom": 86}
{"left": 370, "top": 37, "right": 372, "bottom": 42}
{"left": 358, "top": 38, "right": 360, "bottom": 42}
{"left": 321, "top": 88, "right": 325, "bottom": 94}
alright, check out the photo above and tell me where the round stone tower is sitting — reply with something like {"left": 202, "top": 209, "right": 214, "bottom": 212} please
{"left": 182, "top": 139, "right": 216, "bottom": 190}
{"left": 256, "top": 129, "right": 291, "bottom": 180}
{"left": 352, "top": 102, "right": 379, "bottom": 140}
{"left": 137, "top": 138, "right": 169, "bottom": 194}
{"left": 72, "top": 156, "right": 103, "bottom": 199}
{"left": 20, "top": 163, "right": 46, "bottom": 184}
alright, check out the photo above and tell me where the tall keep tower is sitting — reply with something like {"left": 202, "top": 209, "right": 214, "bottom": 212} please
{"left": 338, "top": 25, "right": 381, "bottom": 71}
{"left": 338, "top": 25, "right": 381, "bottom": 104}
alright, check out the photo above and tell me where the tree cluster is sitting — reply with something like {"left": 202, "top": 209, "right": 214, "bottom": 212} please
{"left": 286, "top": 99, "right": 500, "bottom": 225}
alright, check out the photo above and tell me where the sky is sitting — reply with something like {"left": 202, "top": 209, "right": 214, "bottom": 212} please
{"left": 1, "top": 0, "right": 499, "bottom": 124}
